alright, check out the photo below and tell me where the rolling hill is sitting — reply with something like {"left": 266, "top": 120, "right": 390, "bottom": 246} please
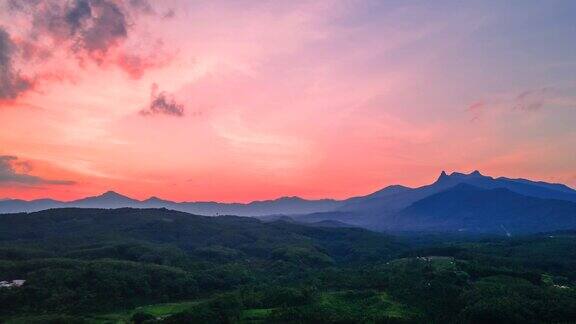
{"left": 0, "top": 207, "right": 402, "bottom": 263}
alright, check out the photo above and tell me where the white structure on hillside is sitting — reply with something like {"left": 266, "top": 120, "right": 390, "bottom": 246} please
{"left": 0, "top": 280, "right": 26, "bottom": 288}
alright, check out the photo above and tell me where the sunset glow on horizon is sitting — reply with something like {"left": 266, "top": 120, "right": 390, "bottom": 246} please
{"left": 1, "top": 0, "right": 575, "bottom": 202}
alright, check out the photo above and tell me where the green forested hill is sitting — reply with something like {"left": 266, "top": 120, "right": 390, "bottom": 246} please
{"left": 0, "top": 208, "right": 403, "bottom": 263}
{"left": 1, "top": 208, "right": 576, "bottom": 323}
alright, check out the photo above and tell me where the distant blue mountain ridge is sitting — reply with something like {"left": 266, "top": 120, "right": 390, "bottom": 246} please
{"left": 262, "top": 170, "right": 576, "bottom": 235}
{"left": 2, "top": 170, "right": 576, "bottom": 235}
{"left": 0, "top": 190, "right": 342, "bottom": 216}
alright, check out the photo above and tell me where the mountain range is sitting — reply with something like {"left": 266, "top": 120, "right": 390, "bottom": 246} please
{"left": 2, "top": 170, "right": 576, "bottom": 235}
{"left": 0, "top": 191, "right": 342, "bottom": 216}
{"left": 263, "top": 170, "right": 576, "bottom": 235}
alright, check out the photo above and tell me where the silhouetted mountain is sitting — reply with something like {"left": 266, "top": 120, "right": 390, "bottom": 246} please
{"left": 282, "top": 171, "right": 576, "bottom": 234}
{"left": 433, "top": 171, "right": 576, "bottom": 202}
{"left": 0, "top": 192, "right": 342, "bottom": 216}
{"left": 339, "top": 170, "right": 576, "bottom": 215}
{"left": 500, "top": 177, "right": 575, "bottom": 194}
{"left": 385, "top": 184, "right": 576, "bottom": 234}
{"left": 2, "top": 171, "right": 575, "bottom": 233}
{"left": 0, "top": 199, "right": 62, "bottom": 214}
{"left": 142, "top": 196, "right": 172, "bottom": 204}
{"left": 72, "top": 191, "right": 140, "bottom": 208}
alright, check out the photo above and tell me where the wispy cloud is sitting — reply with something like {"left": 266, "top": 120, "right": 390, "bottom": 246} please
{"left": 513, "top": 87, "right": 553, "bottom": 111}
{"left": 467, "top": 86, "right": 576, "bottom": 121}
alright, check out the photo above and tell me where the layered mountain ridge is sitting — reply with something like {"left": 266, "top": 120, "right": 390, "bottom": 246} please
{"left": 2, "top": 170, "right": 576, "bottom": 235}
{"left": 0, "top": 191, "right": 343, "bottom": 216}
{"left": 270, "top": 170, "right": 576, "bottom": 235}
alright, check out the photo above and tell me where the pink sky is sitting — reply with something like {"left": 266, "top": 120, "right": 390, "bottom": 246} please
{"left": 0, "top": 0, "right": 575, "bottom": 202}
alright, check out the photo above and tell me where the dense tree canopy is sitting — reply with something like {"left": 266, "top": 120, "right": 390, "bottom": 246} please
{"left": 0, "top": 209, "right": 575, "bottom": 323}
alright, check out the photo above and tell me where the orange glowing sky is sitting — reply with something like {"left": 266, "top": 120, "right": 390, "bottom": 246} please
{"left": 0, "top": 0, "right": 575, "bottom": 202}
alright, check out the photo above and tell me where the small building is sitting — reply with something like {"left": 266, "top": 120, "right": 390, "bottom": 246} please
{"left": 0, "top": 279, "right": 26, "bottom": 288}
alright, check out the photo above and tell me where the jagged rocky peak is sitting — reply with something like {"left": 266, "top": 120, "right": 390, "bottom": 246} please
{"left": 436, "top": 170, "right": 485, "bottom": 183}
{"left": 436, "top": 170, "right": 450, "bottom": 182}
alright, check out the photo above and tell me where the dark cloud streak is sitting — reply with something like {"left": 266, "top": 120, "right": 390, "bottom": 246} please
{"left": 513, "top": 88, "right": 551, "bottom": 111}
{"left": 32, "top": 0, "right": 129, "bottom": 60}
{"left": 466, "top": 86, "right": 575, "bottom": 121}
{"left": 0, "top": 156, "right": 75, "bottom": 186}
{"left": 129, "top": 0, "right": 154, "bottom": 15}
{"left": 0, "top": 28, "right": 33, "bottom": 100}
{"left": 1, "top": 0, "right": 177, "bottom": 102}
{"left": 140, "top": 83, "right": 184, "bottom": 117}
{"left": 7, "top": 0, "right": 137, "bottom": 65}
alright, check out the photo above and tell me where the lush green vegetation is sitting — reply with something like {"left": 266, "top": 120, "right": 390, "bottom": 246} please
{"left": 1, "top": 208, "right": 575, "bottom": 323}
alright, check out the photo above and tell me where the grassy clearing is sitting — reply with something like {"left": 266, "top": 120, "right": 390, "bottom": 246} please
{"left": 321, "top": 290, "right": 417, "bottom": 320}
{"left": 240, "top": 308, "right": 275, "bottom": 323}
{"left": 376, "top": 291, "right": 413, "bottom": 318}
{"left": 135, "top": 301, "right": 200, "bottom": 317}
{"left": 87, "top": 300, "right": 202, "bottom": 323}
